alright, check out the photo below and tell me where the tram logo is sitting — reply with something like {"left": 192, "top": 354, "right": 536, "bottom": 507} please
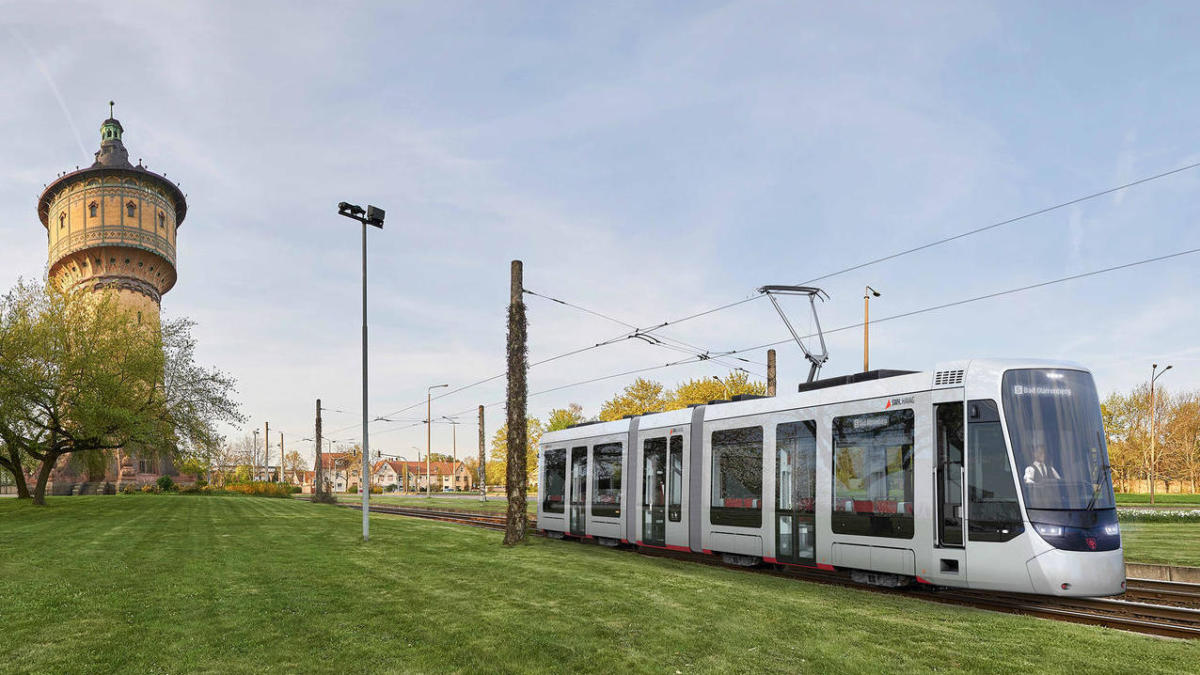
{"left": 885, "top": 396, "right": 915, "bottom": 409}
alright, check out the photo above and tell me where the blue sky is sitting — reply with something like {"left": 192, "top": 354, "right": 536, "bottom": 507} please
{"left": 2, "top": 2, "right": 1198, "bottom": 463}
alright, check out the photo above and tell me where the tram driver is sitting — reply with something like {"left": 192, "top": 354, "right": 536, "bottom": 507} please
{"left": 1023, "top": 440, "right": 1061, "bottom": 484}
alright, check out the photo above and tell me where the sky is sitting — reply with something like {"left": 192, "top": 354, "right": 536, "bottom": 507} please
{"left": 1, "top": 1, "right": 1198, "bottom": 466}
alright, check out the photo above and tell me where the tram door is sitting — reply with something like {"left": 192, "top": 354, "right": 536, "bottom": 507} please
{"left": 935, "top": 403, "right": 965, "bottom": 548}
{"left": 776, "top": 421, "right": 817, "bottom": 565}
{"left": 642, "top": 438, "right": 667, "bottom": 547}
{"left": 569, "top": 446, "right": 588, "bottom": 536}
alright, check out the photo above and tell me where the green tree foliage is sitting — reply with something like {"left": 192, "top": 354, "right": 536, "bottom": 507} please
{"left": 488, "top": 418, "right": 542, "bottom": 486}
{"left": 0, "top": 280, "right": 243, "bottom": 504}
{"left": 668, "top": 371, "right": 767, "bottom": 409}
{"left": 426, "top": 452, "right": 455, "bottom": 463}
{"left": 599, "top": 378, "right": 669, "bottom": 421}
{"left": 545, "top": 403, "right": 586, "bottom": 431}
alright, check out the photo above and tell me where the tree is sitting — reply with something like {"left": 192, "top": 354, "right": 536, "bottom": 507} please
{"left": 282, "top": 450, "right": 307, "bottom": 483}
{"left": 599, "top": 378, "right": 669, "bottom": 421}
{"left": 0, "top": 281, "right": 243, "bottom": 504}
{"left": 489, "top": 418, "right": 543, "bottom": 487}
{"left": 668, "top": 371, "right": 767, "bottom": 409}
{"left": 426, "top": 452, "right": 455, "bottom": 463}
{"left": 545, "top": 403, "right": 586, "bottom": 431}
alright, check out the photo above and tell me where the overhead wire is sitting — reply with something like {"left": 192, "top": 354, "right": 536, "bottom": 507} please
{"left": 396, "top": 243, "right": 1200, "bottom": 428}
{"left": 327, "top": 160, "right": 1200, "bottom": 440}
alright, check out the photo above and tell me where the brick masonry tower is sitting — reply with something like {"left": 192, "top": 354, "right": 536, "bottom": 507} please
{"left": 38, "top": 104, "right": 186, "bottom": 324}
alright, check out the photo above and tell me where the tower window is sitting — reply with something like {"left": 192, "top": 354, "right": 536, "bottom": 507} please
{"left": 59, "top": 213, "right": 66, "bottom": 229}
{"left": 89, "top": 201, "right": 98, "bottom": 218}
{"left": 137, "top": 311, "right": 142, "bottom": 325}
{"left": 158, "top": 212, "right": 166, "bottom": 228}
{"left": 126, "top": 201, "right": 136, "bottom": 218}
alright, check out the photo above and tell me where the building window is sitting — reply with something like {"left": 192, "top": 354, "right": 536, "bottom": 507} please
{"left": 59, "top": 213, "right": 66, "bottom": 229}
{"left": 832, "top": 409, "right": 915, "bottom": 539}
{"left": 710, "top": 426, "right": 763, "bottom": 528}
{"left": 158, "top": 212, "right": 166, "bottom": 228}
{"left": 591, "top": 442, "right": 622, "bottom": 518}
{"left": 89, "top": 202, "right": 98, "bottom": 218}
{"left": 126, "top": 202, "right": 136, "bottom": 217}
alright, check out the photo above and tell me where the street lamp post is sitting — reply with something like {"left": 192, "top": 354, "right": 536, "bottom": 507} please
{"left": 427, "top": 384, "right": 448, "bottom": 497}
{"left": 864, "top": 285, "right": 881, "bottom": 372}
{"left": 336, "top": 201, "right": 385, "bottom": 541}
{"left": 1149, "top": 363, "right": 1173, "bottom": 505}
{"left": 443, "top": 416, "right": 460, "bottom": 492}
{"left": 252, "top": 429, "right": 260, "bottom": 480}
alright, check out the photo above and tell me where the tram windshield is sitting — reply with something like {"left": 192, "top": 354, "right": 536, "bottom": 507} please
{"left": 1002, "top": 369, "right": 1114, "bottom": 511}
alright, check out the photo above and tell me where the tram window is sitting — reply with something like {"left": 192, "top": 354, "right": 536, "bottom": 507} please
{"left": 831, "top": 410, "right": 914, "bottom": 538}
{"left": 668, "top": 435, "right": 683, "bottom": 522}
{"left": 592, "top": 442, "right": 623, "bottom": 518}
{"left": 542, "top": 448, "right": 566, "bottom": 514}
{"left": 967, "top": 400, "right": 1024, "bottom": 542}
{"left": 710, "top": 426, "right": 763, "bottom": 528}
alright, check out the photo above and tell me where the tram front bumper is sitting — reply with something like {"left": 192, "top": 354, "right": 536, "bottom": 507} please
{"left": 1026, "top": 547, "right": 1125, "bottom": 597}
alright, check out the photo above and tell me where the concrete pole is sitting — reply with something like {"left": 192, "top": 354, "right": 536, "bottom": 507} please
{"left": 767, "top": 349, "right": 777, "bottom": 397}
{"left": 426, "top": 392, "right": 432, "bottom": 498}
{"left": 479, "top": 405, "right": 486, "bottom": 502}
{"left": 314, "top": 399, "right": 323, "bottom": 497}
{"left": 264, "top": 422, "right": 269, "bottom": 481}
{"left": 279, "top": 432, "right": 284, "bottom": 482}
{"left": 361, "top": 220, "right": 370, "bottom": 541}
{"left": 504, "top": 260, "right": 529, "bottom": 545}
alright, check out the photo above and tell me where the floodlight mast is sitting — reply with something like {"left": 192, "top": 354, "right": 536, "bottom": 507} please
{"left": 757, "top": 285, "right": 830, "bottom": 383}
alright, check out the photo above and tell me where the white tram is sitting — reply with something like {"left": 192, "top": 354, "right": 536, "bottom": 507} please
{"left": 536, "top": 359, "right": 1124, "bottom": 597}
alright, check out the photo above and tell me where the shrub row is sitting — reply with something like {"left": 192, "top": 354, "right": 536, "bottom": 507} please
{"left": 1117, "top": 508, "right": 1200, "bottom": 523}
{"left": 222, "top": 481, "right": 295, "bottom": 498}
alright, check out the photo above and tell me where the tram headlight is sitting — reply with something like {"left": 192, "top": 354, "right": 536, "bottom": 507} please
{"left": 1104, "top": 523, "right": 1120, "bottom": 536}
{"left": 1034, "top": 523, "right": 1064, "bottom": 537}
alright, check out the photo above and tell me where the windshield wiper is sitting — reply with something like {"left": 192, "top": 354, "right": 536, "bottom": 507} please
{"left": 1084, "top": 462, "right": 1110, "bottom": 511}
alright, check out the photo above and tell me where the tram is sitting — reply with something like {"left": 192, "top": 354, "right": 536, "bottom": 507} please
{"left": 536, "top": 359, "right": 1124, "bottom": 597}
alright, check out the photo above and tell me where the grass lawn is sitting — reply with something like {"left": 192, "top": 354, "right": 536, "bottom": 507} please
{"left": 1120, "top": 520, "right": 1200, "bottom": 568}
{"left": 2, "top": 497, "right": 1198, "bottom": 674}
{"left": 1116, "top": 493, "right": 1200, "bottom": 506}
{"left": 333, "top": 494, "right": 532, "bottom": 515}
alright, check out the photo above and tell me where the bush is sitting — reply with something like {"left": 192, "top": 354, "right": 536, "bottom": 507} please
{"left": 179, "top": 484, "right": 200, "bottom": 494}
{"left": 156, "top": 475, "right": 177, "bottom": 492}
{"left": 223, "top": 481, "right": 294, "bottom": 499}
{"left": 141, "top": 484, "right": 160, "bottom": 494}
{"left": 120, "top": 484, "right": 138, "bottom": 495}
{"left": 349, "top": 485, "right": 359, "bottom": 494}
{"left": 195, "top": 478, "right": 208, "bottom": 489}
{"left": 370, "top": 485, "right": 383, "bottom": 494}
{"left": 290, "top": 485, "right": 302, "bottom": 494}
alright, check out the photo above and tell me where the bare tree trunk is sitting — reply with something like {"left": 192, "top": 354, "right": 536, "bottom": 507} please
{"left": 1, "top": 444, "right": 31, "bottom": 499}
{"left": 504, "top": 260, "right": 528, "bottom": 545}
{"left": 32, "top": 451, "right": 60, "bottom": 506}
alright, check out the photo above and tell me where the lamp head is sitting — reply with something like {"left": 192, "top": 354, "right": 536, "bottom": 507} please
{"left": 366, "top": 205, "right": 385, "bottom": 228}
{"left": 338, "top": 201, "right": 365, "bottom": 217}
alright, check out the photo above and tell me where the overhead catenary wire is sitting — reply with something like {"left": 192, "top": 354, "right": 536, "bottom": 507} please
{"left": 634, "top": 158, "right": 1200, "bottom": 338}
{"left": 394, "top": 243, "right": 1200, "bottom": 427}
{"left": 331, "top": 161, "right": 1200, "bottom": 440}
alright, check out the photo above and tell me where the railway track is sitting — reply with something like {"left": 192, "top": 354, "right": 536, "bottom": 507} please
{"left": 323, "top": 500, "right": 1200, "bottom": 639}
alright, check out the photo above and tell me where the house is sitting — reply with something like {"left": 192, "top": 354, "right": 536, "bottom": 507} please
{"left": 398, "top": 456, "right": 472, "bottom": 487}
{"left": 318, "top": 452, "right": 362, "bottom": 492}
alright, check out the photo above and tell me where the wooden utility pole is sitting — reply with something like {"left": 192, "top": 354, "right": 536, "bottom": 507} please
{"left": 767, "top": 349, "right": 777, "bottom": 396}
{"left": 279, "top": 432, "right": 284, "bottom": 482}
{"left": 478, "top": 405, "right": 486, "bottom": 502}
{"left": 263, "top": 421, "right": 270, "bottom": 482}
{"left": 504, "top": 260, "right": 528, "bottom": 544}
